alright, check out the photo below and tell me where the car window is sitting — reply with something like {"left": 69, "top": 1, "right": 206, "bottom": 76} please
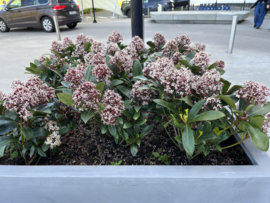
{"left": 58, "top": 0, "right": 77, "bottom": 3}
{"left": 21, "top": 0, "right": 36, "bottom": 6}
{"left": 143, "top": 0, "right": 149, "bottom": 3}
{"left": 7, "top": 0, "right": 22, "bottom": 9}
{"left": 36, "top": 0, "right": 49, "bottom": 4}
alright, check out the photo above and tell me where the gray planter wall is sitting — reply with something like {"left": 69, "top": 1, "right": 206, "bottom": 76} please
{"left": 0, "top": 137, "right": 270, "bottom": 203}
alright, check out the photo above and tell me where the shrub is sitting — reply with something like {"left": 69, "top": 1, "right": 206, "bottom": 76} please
{"left": 0, "top": 31, "right": 269, "bottom": 164}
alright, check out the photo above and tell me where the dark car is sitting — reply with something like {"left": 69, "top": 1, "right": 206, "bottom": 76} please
{"left": 0, "top": 0, "right": 82, "bottom": 32}
{"left": 122, "top": 0, "right": 189, "bottom": 18}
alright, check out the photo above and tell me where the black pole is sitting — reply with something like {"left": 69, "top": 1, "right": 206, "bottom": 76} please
{"left": 243, "top": 0, "right": 246, "bottom": 10}
{"left": 131, "top": 0, "right": 143, "bottom": 40}
{"left": 92, "top": 0, "right": 97, "bottom": 23}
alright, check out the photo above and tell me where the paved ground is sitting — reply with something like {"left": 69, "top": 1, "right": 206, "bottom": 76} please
{"left": 0, "top": 12, "right": 270, "bottom": 155}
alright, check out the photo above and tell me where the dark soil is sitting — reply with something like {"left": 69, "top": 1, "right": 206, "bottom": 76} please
{"left": 0, "top": 122, "right": 250, "bottom": 166}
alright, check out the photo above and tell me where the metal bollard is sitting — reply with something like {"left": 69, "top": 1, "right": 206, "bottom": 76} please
{"left": 142, "top": 14, "right": 145, "bottom": 41}
{"left": 158, "top": 4, "right": 163, "bottom": 12}
{"left": 148, "top": 8, "right": 150, "bottom": 18}
{"left": 81, "top": 0, "right": 84, "bottom": 22}
{"left": 53, "top": 16, "right": 61, "bottom": 41}
{"left": 181, "top": 6, "right": 183, "bottom": 11}
{"left": 228, "top": 16, "right": 238, "bottom": 53}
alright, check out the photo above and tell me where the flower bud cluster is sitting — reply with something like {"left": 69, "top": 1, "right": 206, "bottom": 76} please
{"left": 100, "top": 90, "right": 125, "bottom": 125}
{"left": 189, "top": 51, "right": 210, "bottom": 73}
{"left": 172, "top": 52, "right": 185, "bottom": 65}
{"left": 130, "top": 80, "right": 158, "bottom": 106}
{"left": 174, "top": 34, "right": 191, "bottom": 49}
{"left": 44, "top": 120, "right": 61, "bottom": 149}
{"left": 129, "top": 36, "right": 145, "bottom": 52}
{"left": 153, "top": 33, "right": 166, "bottom": 52}
{"left": 106, "top": 43, "right": 120, "bottom": 56}
{"left": 216, "top": 60, "right": 225, "bottom": 69}
{"left": 123, "top": 46, "right": 138, "bottom": 62}
{"left": 235, "top": 81, "right": 270, "bottom": 105}
{"left": 107, "top": 31, "right": 123, "bottom": 44}
{"left": 73, "top": 82, "right": 101, "bottom": 112}
{"left": 191, "top": 42, "right": 206, "bottom": 52}
{"left": 109, "top": 50, "right": 133, "bottom": 74}
{"left": 4, "top": 77, "right": 55, "bottom": 121}
{"left": 64, "top": 64, "right": 87, "bottom": 88}
{"left": 162, "top": 40, "right": 178, "bottom": 58}
{"left": 91, "top": 53, "right": 106, "bottom": 66}
{"left": 0, "top": 91, "right": 5, "bottom": 101}
{"left": 91, "top": 40, "right": 106, "bottom": 55}
{"left": 92, "top": 64, "right": 113, "bottom": 86}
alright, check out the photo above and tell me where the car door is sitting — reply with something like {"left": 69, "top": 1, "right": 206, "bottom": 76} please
{"left": 174, "top": 0, "right": 187, "bottom": 9}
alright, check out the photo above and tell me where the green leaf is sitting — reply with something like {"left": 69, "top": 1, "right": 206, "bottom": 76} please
{"left": 108, "top": 125, "right": 117, "bottom": 136}
{"left": 214, "top": 131, "right": 230, "bottom": 143}
{"left": 158, "top": 154, "right": 169, "bottom": 165}
{"left": 244, "top": 122, "right": 269, "bottom": 151}
{"left": 179, "top": 60, "right": 190, "bottom": 68}
{"left": 153, "top": 99, "right": 178, "bottom": 114}
{"left": 57, "top": 93, "right": 74, "bottom": 106}
{"left": 147, "top": 41, "right": 155, "bottom": 49}
{"left": 152, "top": 152, "right": 160, "bottom": 158}
{"left": 85, "top": 41, "right": 91, "bottom": 51}
{"left": 140, "top": 125, "right": 154, "bottom": 138}
{"left": 133, "top": 75, "right": 147, "bottom": 81}
{"left": 135, "top": 119, "right": 147, "bottom": 126}
{"left": 110, "top": 79, "right": 123, "bottom": 87}
{"left": 122, "top": 110, "right": 132, "bottom": 119}
{"left": 248, "top": 103, "right": 270, "bottom": 117}
{"left": 133, "top": 112, "right": 140, "bottom": 120}
{"left": 190, "top": 111, "right": 226, "bottom": 123}
{"left": 81, "top": 110, "right": 94, "bottom": 124}
{"left": 132, "top": 60, "right": 142, "bottom": 77}
{"left": 227, "top": 85, "right": 242, "bottom": 95}
{"left": 0, "top": 145, "right": 6, "bottom": 157}
{"left": 98, "top": 103, "right": 106, "bottom": 111}
{"left": 37, "top": 148, "right": 47, "bottom": 157}
{"left": 123, "top": 122, "right": 133, "bottom": 129}
{"left": 197, "top": 133, "right": 216, "bottom": 143}
{"left": 216, "top": 68, "right": 225, "bottom": 75}
{"left": 175, "top": 136, "right": 182, "bottom": 143}
{"left": 101, "top": 125, "right": 108, "bottom": 134}
{"left": 95, "top": 82, "right": 105, "bottom": 94}
{"left": 130, "top": 143, "right": 138, "bottom": 156}
{"left": 190, "top": 66, "right": 200, "bottom": 75}
{"left": 220, "top": 78, "right": 231, "bottom": 95}
{"left": 41, "top": 143, "right": 50, "bottom": 152}
{"left": 208, "top": 62, "right": 217, "bottom": 70}
{"left": 178, "top": 95, "right": 193, "bottom": 107}
{"left": 218, "top": 95, "right": 236, "bottom": 110}
{"left": 117, "top": 85, "right": 131, "bottom": 98}
{"left": 249, "top": 116, "right": 265, "bottom": 128}
{"left": 22, "top": 127, "right": 34, "bottom": 140}
{"left": 134, "top": 106, "right": 141, "bottom": 112}
{"left": 32, "top": 127, "right": 50, "bottom": 138}
{"left": 186, "top": 51, "right": 196, "bottom": 60}
{"left": 84, "top": 65, "right": 92, "bottom": 81}
{"left": 0, "top": 136, "right": 18, "bottom": 148}
{"left": 188, "top": 100, "right": 204, "bottom": 121}
{"left": 124, "top": 100, "right": 132, "bottom": 107}
{"left": 0, "top": 116, "right": 19, "bottom": 135}
{"left": 182, "top": 125, "right": 195, "bottom": 156}
{"left": 203, "top": 146, "right": 210, "bottom": 156}
{"left": 11, "top": 151, "right": 19, "bottom": 159}
{"left": 30, "top": 146, "right": 36, "bottom": 158}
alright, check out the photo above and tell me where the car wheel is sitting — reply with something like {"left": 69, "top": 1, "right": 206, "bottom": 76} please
{"left": 0, "top": 19, "right": 10, "bottom": 32}
{"left": 67, "top": 23, "right": 77, "bottom": 29}
{"left": 41, "top": 17, "right": 55, "bottom": 32}
{"left": 127, "top": 9, "right": 131, "bottom": 18}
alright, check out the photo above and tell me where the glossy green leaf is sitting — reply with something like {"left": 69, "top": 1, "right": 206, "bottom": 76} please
{"left": 22, "top": 127, "right": 34, "bottom": 140}
{"left": 190, "top": 66, "right": 200, "bottom": 75}
{"left": 182, "top": 125, "right": 195, "bottom": 156}
{"left": 32, "top": 127, "right": 50, "bottom": 138}
{"left": 134, "top": 106, "right": 141, "bottom": 112}
{"left": 81, "top": 110, "right": 94, "bottom": 124}
{"left": 0, "top": 136, "right": 18, "bottom": 149}
{"left": 244, "top": 122, "right": 269, "bottom": 151}
{"left": 188, "top": 100, "right": 204, "bottom": 121}
{"left": 152, "top": 152, "right": 160, "bottom": 158}
{"left": 37, "top": 148, "right": 46, "bottom": 157}
{"left": 57, "top": 93, "right": 74, "bottom": 106}
{"left": 179, "top": 60, "right": 190, "bottom": 68}
{"left": 84, "top": 65, "right": 92, "bottom": 81}
{"left": 214, "top": 131, "right": 230, "bottom": 143}
{"left": 108, "top": 125, "right": 117, "bottom": 136}
{"left": 0, "top": 116, "right": 19, "bottom": 135}
{"left": 218, "top": 95, "right": 236, "bottom": 110}
{"left": 153, "top": 99, "right": 178, "bottom": 114}
{"left": 123, "top": 122, "right": 133, "bottom": 129}
{"left": 249, "top": 116, "right": 265, "bottom": 128}
{"left": 208, "top": 62, "right": 217, "bottom": 70}
{"left": 30, "top": 146, "right": 36, "bottom": 158}
{"left": 117, "top": 85, "right": 131, "bottom": 98}
{"left": 133, "top": 112, "right": 140, "bottom": 120}
{"left": 132, "top": 60, "right": 142, "bottom": 76}
{"left": 122, "top": 110, "right": 132, "bottom": 119}
{"left": 130, "top": 143, "right": 138, "bottom": 156}
{"left": 178, "top": 96, "right": 193, "bottom": 107}
{"left": 110, "top": 79, "right": 123, "bottom": 87}
{"left": 135, "top": 119, "right": 147, "bottom": 126}
{"left": 220, "top": 78, "right": 231, "bottom": 95}
{"left": 98, "top": 103, "right": 106, "bottom": 111}
{"left": 140, "top": 125, "right": 154, "bottom": 138}
{"left": 190, "top": 111, "right": 225, "bottom": 123}
{"left": 95, "top": 82, "right": 105, "bottom": 94}
{"left": 216, "top": 68, "right": 225, "bottom": 75}
{"left": 248, "top": 103, "right": 270, "bottom": 117}
{"left": 101, "top": 125, "right": 108, "bottom": 134}
{"left": 227, "top": 85, "right": 242, "bottom": 95}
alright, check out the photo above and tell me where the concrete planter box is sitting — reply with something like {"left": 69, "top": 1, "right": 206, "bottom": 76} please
{"left": 0, "top": 136, "right": 270, "bottom": 203}
{"left": 151, "top": 11, "right": 250, "bottom": 24}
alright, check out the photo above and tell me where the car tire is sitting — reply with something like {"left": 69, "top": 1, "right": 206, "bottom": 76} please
{"left": 127, "top": 9, "right": 131, "bottom": 18}
{"left": 67, "top": 23, "right": 77, "bottom": 29}
{"left": 0, "top": 19, "right": 10, "bottom": 32}
{"left": 41, "top": 17, "right": 55, "bottom": 32}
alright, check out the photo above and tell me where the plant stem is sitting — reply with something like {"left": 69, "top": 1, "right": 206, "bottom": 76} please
{"left": 35, "top": 156, "right": 41, "bottom": 165}
{"left": 164, "top": 127, "right": 178, "bottom": 148}
{"left": 221, "top": 138, "right": 247, "bottom": 150}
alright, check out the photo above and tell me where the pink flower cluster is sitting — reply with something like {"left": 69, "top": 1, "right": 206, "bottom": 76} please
{"left": 216, "top": 60, "right": 225, "bottom": 69}
{"left": 262, "top": 113, "right": 270, "bottom": 133}
{"left": 174, "top": 35, "right": 191, "bottom": 49}
{"left": 91, "top": 40, "right": 106, "bottom": 55}
{"left": 91, "top": 53, "right": 106, "bottom": 66}
{"left": 62, "top": 37, "right": 73, "bottom": 50}
{"left": 162, "top": 40, "right": 178, "bottom": 58}
{"left": 73, "top": 82, "right": 101, "bottom": 112}
{"left": 92, "top": 64, "right": 113, "bottom": 86}
{"left": 189, "top": 51, "right": 210, "bottom": 73}
{"left": 129, "top": 36, "right": 145, "bottom": 52}
{"left": 107, "top": 31, "right": 124, "bottom": 44}
{"left": 107, "top": 43, "right": 120, "bottom": 56}
{"left": 172, "top": 52, "right": 185, "bottom": 65}
{"left": 100, "top": 90, "right": 125, "bottom": 125}
{"left": 123, "top": 46, "right": 138, "bottom": 62}
{"left": 109, "top": 50, "right": 133, "bottom": 74}
{"left": 0, "top": 91, "right": 5, "bottom": 101}
{"left": 51, "top": 41, "right": 63, "bottom": 53}
{"left": 153, "top": 33, "right": 166, "bottom": 52}
{"left": 64, "top": 64, "right": 87, "bottom": 88}
{"left": 73, "top": 34, "right": 94, "bottom": 57}
{"left": 4, "top": 77, "right": 55, "bottom": 121}
{"left": 84, "top": 52, "right": 94, "bottom": 66}
{"left": 130, "top": 81, "right": 158, "bottom": 106}
{"left": 235, "top": 81, "right": 270, "bottom": 105}
{"left": 191, "top": 42, "right": 206, "bottom": 52}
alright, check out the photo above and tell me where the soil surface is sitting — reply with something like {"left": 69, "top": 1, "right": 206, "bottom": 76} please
{"left": 0, "top": 122, "right": 250, "bottom": 166}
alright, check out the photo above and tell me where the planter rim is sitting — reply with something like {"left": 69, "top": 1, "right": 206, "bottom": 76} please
{"left": 0, "top": 136, "right": 270, "bottom": 179}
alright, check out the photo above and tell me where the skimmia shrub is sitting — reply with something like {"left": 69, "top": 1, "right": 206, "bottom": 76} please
{"left": 0, "top": 31, "right": 269, "bottom": 165}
